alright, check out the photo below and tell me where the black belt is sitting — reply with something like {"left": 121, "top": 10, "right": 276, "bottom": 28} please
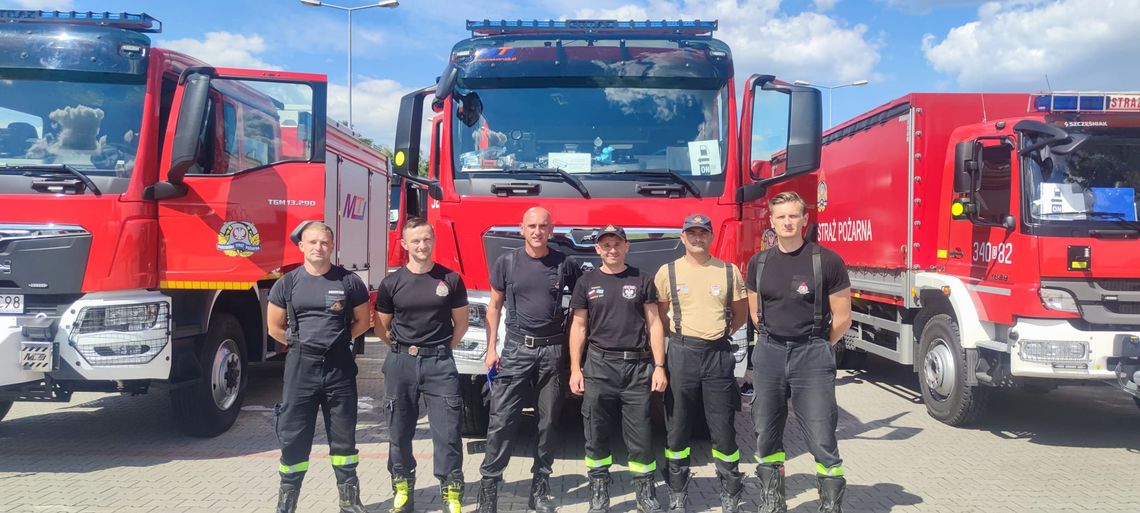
{"left": 506, "top": 331, "right": 565, "bottom": 348}
{"left": 761, "top": 331, "right": 815, "bottom": 345}
{"left": 669, "top": 333, "right": 732, "bottom": 351}
{"left": 589, "top": 345, "right": 653, "bottom": 361}
{"left": 392, "top": 343, "right": 450, "bottom": 357}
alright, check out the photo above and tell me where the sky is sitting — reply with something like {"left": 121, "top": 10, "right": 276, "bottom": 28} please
{"left": 6, "top": 0, "right": 1140, "bottom": 147}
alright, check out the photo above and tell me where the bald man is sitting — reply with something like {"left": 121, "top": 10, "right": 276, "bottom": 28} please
{"left": 476, "top": 207, "right": 582, "bottom": 513}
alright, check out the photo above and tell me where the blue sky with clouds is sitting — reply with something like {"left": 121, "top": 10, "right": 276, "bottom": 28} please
{"left": 7, "top": 0, "right": 1140, "bottom": 145}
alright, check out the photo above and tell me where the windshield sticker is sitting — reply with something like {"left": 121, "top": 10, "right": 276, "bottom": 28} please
{"left": 687, "top": 140, "right": 722, "bottom": 176}
{"left": 1038, "top": 183, "right": 1088, "bottom": 214}
{"left": 475, "top": 47, "right": 517, "bottom": 62}
{"left": 216, "top": 221, "right": 262, "bottom": 257}
{"left": 548, "top": 152, "right": 592, "bottom": 174}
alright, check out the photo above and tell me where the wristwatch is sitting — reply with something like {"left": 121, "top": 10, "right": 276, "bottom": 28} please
{"left": 654, "top": 363, "right": 666, "bottom": 369}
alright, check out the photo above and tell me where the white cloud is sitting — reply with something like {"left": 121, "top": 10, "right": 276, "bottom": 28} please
{"left": 922, "top": 0, "right": 1140, "bottom": 89}
{"left": 159, "top": 32, "right": 280, "bottom": 70}
{"left": 328, "top": 78, "right": 418, "bottom": 147}
{"left": 882, "top": 0, "right": 985, "bottom": 14}
{"left": 13, "top": 0, "right": 74, "bottom": 9}
{"left": 814, "top": 0, "right": 840, "bottom": 12}
{"left": 574, "top": 1, "right": 880, "bottom": 86}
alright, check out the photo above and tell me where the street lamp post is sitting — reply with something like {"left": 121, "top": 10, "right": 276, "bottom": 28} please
{"left": 793, "top": 79, "right": 870, "bottom": 128}
{"left": 300, "top": 0, "right": 399, "bottom": 130}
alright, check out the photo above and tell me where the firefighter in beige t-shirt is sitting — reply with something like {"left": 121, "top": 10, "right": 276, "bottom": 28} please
{"left": 653, "top": 213, "right": 748, "bottom": 513}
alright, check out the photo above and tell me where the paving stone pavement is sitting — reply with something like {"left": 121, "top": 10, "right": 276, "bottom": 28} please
{"left": 1, "top": 338, "right": 1138, "bottom": 513}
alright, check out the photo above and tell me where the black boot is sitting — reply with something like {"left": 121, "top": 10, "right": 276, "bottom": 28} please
{"left": 756, "top": 465, "right": 787, "bottom": 513}
{"left": 718, "top": 473, "right": 745, "bottom": 513}
{"left": 276, "top": 484, "right": 299, "bottom": 513}
{"left": 389, "top": 476, "right": 414, "bottom": 513}
{"left": 664, "top": 468, "right": 690, "bottom": 513}
{"left": 338, "top": 476, "right": 367, "bottom": 513}
{"left": 528, "top": 474, "right": 557, "bottom": 513}
{"left": 587, "top": 475, "right": 611, "bottom": 513}
{"left": 633, "top": 475, "right": 663, "bottom": 513}
{"left": 476, "top": 478, "right": 499, "bottom": 513}
{"left": 817, "top": 476, "right": 845, "bottom": 513}
{"left": 441, "top": 478, "right": 464, "bottom": 513}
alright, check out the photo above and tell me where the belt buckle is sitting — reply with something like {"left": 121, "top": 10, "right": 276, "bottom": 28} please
{"left": 523, "top": 336, "right": 536, "bottom": 348}
{"left": 407, "top": 345, "right": 419, "bottom": 356}
{"left": 622, "top": 351, "right": 636, "bottom": 361}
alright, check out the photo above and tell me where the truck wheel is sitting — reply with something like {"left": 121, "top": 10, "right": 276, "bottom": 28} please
{"left": 460, "top": 375, "right": 490, "bottom": 437}
{"left": 0, "top": 400, "right": 11, "bottom": 422}
{"left": 918, "top": 314, "right": 990, "bottom": 426}
{"left": 171, "top": 313, "right": 247, "bottom": 437}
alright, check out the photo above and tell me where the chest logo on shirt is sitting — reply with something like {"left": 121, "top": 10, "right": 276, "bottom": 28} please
{"left": 710, "top": 284, "right": 722, "bottom": 297}
{"left": 675, "top": 284, "right": 689, "bottom": 295}
{"left": 588, "top": 286, "right": 605, "bottom": 300}
{"left": 622, "top": 285, "right": 636, "bottom": 299}
{"left": 435, "top": 280, "right": 449, "bottom": 297}
{"left": 796, "top": 282, "right": 810, "bottom": 295}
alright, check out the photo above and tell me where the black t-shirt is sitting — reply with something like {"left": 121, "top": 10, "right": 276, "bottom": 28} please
{"left": 745, "top": 242, "right": 850, "bottom": 338}
{"left": 569, "top": 266, "right": 657, "bottom": 351}
{"left": 268, "top": 266, "right": 369, "bottom": 354}
{"left": 490, "top": 248, "right": 581, "bottom": 336}
{"left": 375, "top": 264, "right": 469, "bottom": 347}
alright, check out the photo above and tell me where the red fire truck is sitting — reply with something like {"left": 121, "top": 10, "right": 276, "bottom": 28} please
{"left": 757, "top": 92, "right": 1140, "bottom": 425}
{"left": 389, "top": 19, "right": 823, "bottom": 434}
{"left": 0, "top": 11, "right": 390, "bottom": 436}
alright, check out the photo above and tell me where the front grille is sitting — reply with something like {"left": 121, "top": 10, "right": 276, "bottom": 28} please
{"left": 1096, "top": 279, "right": 1140, "bottom": 292}
{"left": 482, "top": 226, "right": 685, "bottom": 277}
{"left": 1105, "top": 302, "right": 1140, "bottom": 315}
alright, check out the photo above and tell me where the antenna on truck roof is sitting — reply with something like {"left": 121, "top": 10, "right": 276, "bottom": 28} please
{"left": 980, "top": 92, "right": 988, "bottom": 123}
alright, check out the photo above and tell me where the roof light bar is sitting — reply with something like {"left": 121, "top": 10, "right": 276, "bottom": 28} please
{"left": 467, "top": 19, "right": 717, "bottom": 36}
{"left": 1032, "top": 92, "right": 1140, "bottom": 113}
{"left": 0, "top": 10, "right": 162, "bottom": 33}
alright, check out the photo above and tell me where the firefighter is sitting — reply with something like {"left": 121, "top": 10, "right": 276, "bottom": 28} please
{"left": 746, "top": 191, "right": 852, "bottom": 513}
{"left": 267, "top": 221, "right": 372, "bottom": 513}
{"left": 477, "top": 206, "right": 582, "bottom": 513}
{"left": 654, "top": 213, "right": 749, "bottom": 513}
{"left": 568, "top": 225, "right": 668, "bottom": 513}
{"left": 374, "top": 217, "right": 469, "bottom": 513}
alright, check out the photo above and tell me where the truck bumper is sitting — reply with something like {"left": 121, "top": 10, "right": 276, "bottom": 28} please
{"left": 1009, "top": 318, "right": 1137, "bottom": 380}
{"left": 0, "top": 290, "right": 172, "bottom": 388}
{"left": 450, "top": 291, "right": 750, "bottom": 379}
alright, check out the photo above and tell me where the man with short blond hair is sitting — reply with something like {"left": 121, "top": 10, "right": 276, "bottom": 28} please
{"left": 267, "top": 221, "right": 372, "bottom": 513}
{"left": 747, "top": 190, "right": 852, "bottom": 513}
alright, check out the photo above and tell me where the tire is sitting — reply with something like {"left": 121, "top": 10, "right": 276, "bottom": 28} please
{"left": 460, "top": 375, "right": 490, "bottom": 437}
{"left": 0, "top": 400, "right": 12, "bottom": 422}
{"left": 917, "top": 313, "right": 990, "bottom": 426}
{"left": 834, "top": 341, "right": 866, "bottom": 370}
{"left": 171, "top": 313, "right": 247, "bottom": 437}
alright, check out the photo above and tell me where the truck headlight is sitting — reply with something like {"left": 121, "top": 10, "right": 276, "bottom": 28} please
{"left": 1039, "top": 288, "right": 1079, "bottom": 313}
{"left": 75, "top": 302, "right": 169, "bottom": 334}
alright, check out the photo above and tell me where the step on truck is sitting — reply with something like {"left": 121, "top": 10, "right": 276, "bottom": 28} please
{"left": 0, "top": 10, "right": 390, "bottom": 436}
{"left": 388, "top": 19, "right": 824, "bottom": 435}
{"left": 755, "top": 92, "right": 1140, "bottom": 424}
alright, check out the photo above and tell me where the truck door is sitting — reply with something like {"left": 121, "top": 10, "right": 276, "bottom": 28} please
{"left": 154, "top": 68, "right": 328, "bottom": 285}
{"left": 947, "top": 141, "right": 1020, "bottom": 303}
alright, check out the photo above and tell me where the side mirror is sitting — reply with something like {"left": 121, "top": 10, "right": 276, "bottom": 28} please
{"left": 1002, "top": 215, "right": 1016, "bottom": 230}
{"left": 735, "top": 182, "right": 768, "bottom": 203}
{"left": 167, "top": 72, "right": 212, "bottom": 185}
{"left": 953, "top": 141, "right": 978, "bottom": 193}
{"left": 433, "top": 64, "right": 458, "bottom": 111}
{"left": 761, "top": 80, "right": 822, "bottom": 175}
{"left": 394, "top": 86, "right": 434, "bottom": 178}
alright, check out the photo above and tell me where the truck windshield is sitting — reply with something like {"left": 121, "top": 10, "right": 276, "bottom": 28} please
{"left": 450, "top": 85, "right": 729, "bottom": 198}
{"left": 0, "top": 71, "right": 145, "bottom": 187}
{"left": 1024, "top": 128, "right": 1140, "bottom": 223}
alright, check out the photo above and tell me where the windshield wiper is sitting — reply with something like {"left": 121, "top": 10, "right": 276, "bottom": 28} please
{"left": 2, "top": 164, "right": 102, "bottom": 196}
{"left": 501, "top": 167, "right": 590, "bottom": 198}
{"left": 591, "top": 168, "right": 702, "bottom": 198}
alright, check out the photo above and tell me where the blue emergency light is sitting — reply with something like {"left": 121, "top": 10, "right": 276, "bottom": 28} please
{"left": 1032, "top": 92, "right": 1140, "bottom": 113}
{"left": 467, "top": 19, "right": 717, "bottom": 36}
{"left": 0, "top": 10, "right": 161, "bottom": 33}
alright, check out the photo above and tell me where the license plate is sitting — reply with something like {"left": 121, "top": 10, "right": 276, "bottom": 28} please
{"left": 0, "top": 294, "right": 23, "bottom": 314}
